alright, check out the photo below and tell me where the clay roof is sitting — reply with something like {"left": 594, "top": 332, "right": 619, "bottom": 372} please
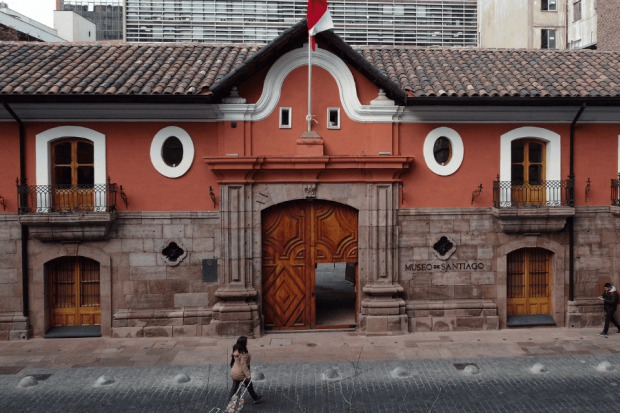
{"left": 355, "top": 47, "right": 620, "bottom": 99}
{"left": 2, "top": 36, "right": 620, "bottom": 104}
{"left": 0, "top": 42, "right": 260, "bottom": 96}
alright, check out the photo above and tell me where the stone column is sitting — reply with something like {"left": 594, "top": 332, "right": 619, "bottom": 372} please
{"left": 359, "top": 183, "right": 407, "bottom": 335}
{"left": 211, "top": 184, "right": 260, "bottom": 337}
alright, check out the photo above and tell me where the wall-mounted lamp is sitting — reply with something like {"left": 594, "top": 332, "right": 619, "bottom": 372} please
{"left": 210, "top": 186, "right": 217, "bottom": 208}
{"left": 120, "top": 185, "right": 128, "bottom": 209}
{"left": 585, "top": 178, "right": 591, "bottom": 203}
{"left": 471, "top": 184, "right": 483, "bottom": 205}
{"left": 0, "top": 195, "right": 5, "bottom": 211}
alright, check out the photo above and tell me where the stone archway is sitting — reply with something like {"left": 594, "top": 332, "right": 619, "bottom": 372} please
{"left": 205, "top": 154, "right": 413, "bottom": 337}
{"left": 496, "top": 237, "right": 566, "bottom": 328}
{"left": 31, "top": 245, "right": 112, "bottom": 337}
{"left": 209, "top": 182, "right": 407, "bottom": 337}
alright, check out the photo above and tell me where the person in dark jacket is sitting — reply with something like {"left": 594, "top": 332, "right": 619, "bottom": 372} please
{"left": 599, "top": 283, "right": 620, "bottom": 338}
{"left": 227, "top": 336, "right": 264, "bottom": 406}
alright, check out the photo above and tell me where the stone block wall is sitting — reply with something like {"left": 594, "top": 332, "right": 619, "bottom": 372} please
{"left": 106, "top": 212, "right": 221, "bottom": 338}
{"left": 4, "top": 203, "right": 620, "bottom": 339}
{"left": 565, "top": 206, "right": 620, "bottom": 328}
{"left": 21, "top": 211, "right": 221, "bottom": 339}
{"left": 398, "top": 206, "right": 619, "bottom": 332}
{"left": 0, "top": 214, "right": 26, "bottom": 340}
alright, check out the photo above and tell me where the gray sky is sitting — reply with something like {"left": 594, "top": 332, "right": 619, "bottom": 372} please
{"left": 4, "top": 0, "right": 56, "bottom": 28}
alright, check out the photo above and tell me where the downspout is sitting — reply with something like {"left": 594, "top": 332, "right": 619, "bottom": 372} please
{"left": 2, "top": 102, "right": 29, "bottom": 318}
{"left": 569, "top": 103, "right": 586, "bottom": 302}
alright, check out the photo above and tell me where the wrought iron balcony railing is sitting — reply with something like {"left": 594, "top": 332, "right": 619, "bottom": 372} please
{"left": 493, "top": 178, "right": 574, "bottom": 208}
{"left": 17, "top": 178, "right": 117, "bottom": 214}
{"left": 612, "top": 175, "right": 620, "bottom": 206}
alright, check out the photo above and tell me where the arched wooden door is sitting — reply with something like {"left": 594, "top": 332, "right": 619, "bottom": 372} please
{"left": 48, "top": 256, "right": 101, "bottom": 327}
{"left": 261, "top": 200, "right": 358, "bottom": 330}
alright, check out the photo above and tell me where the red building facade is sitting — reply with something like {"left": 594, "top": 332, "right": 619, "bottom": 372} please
{"left": 2, "top": 22, "right": 620, "bottom": 340}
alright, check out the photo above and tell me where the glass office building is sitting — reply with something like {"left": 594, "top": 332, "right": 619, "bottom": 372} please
{"left": 60, "top": 0, "right": 124, "bottom": 40}
{"left": 125, "top": 0, "right": 478, "bottom": 46}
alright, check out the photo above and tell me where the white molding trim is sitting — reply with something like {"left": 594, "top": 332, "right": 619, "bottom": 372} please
{"left": 500, "top": 126, "right": 561, "bottom": 205}
{"left": 36, "top": 126, "right": 107, "bottom": 211}
{"left": 150, "top": 126, "right": 195, "bottom": 178}
{"left": 5, "top": 104, "right": 620, "bottom": 123}
{"left": 217, "top": 44, "right": 400, "bottom": 123}
{"left": 423, "top": 127, "right": 464, "bottom": 176}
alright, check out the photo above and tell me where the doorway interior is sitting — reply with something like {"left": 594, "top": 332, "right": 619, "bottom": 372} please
{"left": 315, "top": 262, "right": 357, "bottom": 327}
{"left": 262, "top": 200, "right": 358, "bottom": 331}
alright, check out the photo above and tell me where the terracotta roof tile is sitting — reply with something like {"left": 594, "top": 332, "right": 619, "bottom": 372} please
{"left": 0, "top": 42, "right": 261, "bottom": 96}
{"left": 355, "top": 46, "right": 620, "bottom": 99}
{"left": 2, "top": 42, "right": 620, "bottom": 100}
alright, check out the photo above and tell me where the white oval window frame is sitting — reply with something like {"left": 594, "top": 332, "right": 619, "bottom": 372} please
{"left": 150, "top": 126, "right": 195, "bottom": 178}
{"left": 423, "top": 127, "right": 464, "bottom": 176}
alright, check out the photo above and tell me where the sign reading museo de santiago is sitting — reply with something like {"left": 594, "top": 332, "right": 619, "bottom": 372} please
{"left": 405, "top": 262, "right": 486, "bottom": 272}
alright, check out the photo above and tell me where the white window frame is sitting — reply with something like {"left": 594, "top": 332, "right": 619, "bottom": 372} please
{"left": 327, "top": 108, "right": 341, "bottom": 129}
{"left": 150, "top": 126, "right": 195, "bottom": 178}
{"left": 542, "top": 0, "right": 557, "bottom": 11}
{"left": 541, "top": 29, "right": 557, "bottom": 49}
{"left": 279, "top": 107, "right": 292, "bottom": 129}
{"left": 500, "top": 127, "right": 561, "bottom": 206}
{"left": 36, "top": 126, "right": 107, "bottom": 212}
{"left": 423, "top": 127, "right": 464, "bottom": 176}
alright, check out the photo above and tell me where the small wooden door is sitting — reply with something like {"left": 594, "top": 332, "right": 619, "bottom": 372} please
{"left": 49, "top": 257, "right": 101, "bottom": 327}
{"left": 507, "top": 248, "right": 551, "bottom": 315}
{"left": 262, "top": 200, "right": 358, "bottom": 330}
{"left": 51, "top": 139, "right": 95, "bottom": 211}
{"left": 511, "top": 139, "right": 546, "bottom": 206}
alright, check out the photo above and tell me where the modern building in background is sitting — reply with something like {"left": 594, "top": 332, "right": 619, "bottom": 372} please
{"left": 1, "top": 2, "right": 94, "bottom": 42}
{"left": 58, "top": 0, "right": 123, "bottom": 40}
{"left": 479, "top": 0, "right": 601, "bottom": 50}
{"left": 124, "top": 0, "right": 478, "bottom": 46}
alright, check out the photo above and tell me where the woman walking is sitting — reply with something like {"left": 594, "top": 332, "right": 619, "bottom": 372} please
{"left": 228, "top": 336, "right": 264, "bottom": 406}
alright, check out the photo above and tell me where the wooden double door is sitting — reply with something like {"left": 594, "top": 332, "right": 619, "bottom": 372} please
{"left": 506, "top": 248, "right": 552, "bottom": 315}
{"left": 48, "top": 257, "right": 101, "bottom": 327}
{"left": 262, "top": 200, "right": 358, "bottom": 330}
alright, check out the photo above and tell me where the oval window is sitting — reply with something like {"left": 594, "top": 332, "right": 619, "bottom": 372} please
{"left": 433, "top": 137, "right": 452, "bottom": 166}
{"left": 161, "top": 136, "right": 184, "bottom": 168}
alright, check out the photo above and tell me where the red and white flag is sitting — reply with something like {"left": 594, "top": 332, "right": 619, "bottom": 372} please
{"left": 307, "top": 0, "right": 334, "bottom": 50}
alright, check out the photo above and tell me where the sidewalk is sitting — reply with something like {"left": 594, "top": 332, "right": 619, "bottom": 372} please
{"left": 0, "top": 327, "right": 618, "bottom": 370}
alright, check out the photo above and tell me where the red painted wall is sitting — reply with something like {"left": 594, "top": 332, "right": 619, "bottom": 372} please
{"left": 573, "top": 124, "right": 618, "bottom": 207}
{"left": 399, "top": 123, "right": 617, "bottom": 208}
{"left": 1, "top": 60, "right": 619, "bottom": 214}
{"left": 249, "top": 65, "right": 390, "bottom": 156}
{"left": 0, "top": 123, "right": 20, "bottom": 213}
{"left": 14, "top": 123, "right": 220, "bottom": 212}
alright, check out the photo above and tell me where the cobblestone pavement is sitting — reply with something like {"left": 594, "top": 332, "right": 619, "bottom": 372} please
{"left": 1, "top": 328, "right": 620, "bottom": 412}
{"left": 1, "top": 354, "right": 620, "bottom": 413}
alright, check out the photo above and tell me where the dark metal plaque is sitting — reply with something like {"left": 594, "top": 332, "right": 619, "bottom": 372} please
{"left": 202, "top": 259, "right": 218, "bottom": 283}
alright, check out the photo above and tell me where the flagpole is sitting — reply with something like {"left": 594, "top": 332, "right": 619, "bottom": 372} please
{"left": 308, "top": 32, "right": 312, "bottom": 132}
